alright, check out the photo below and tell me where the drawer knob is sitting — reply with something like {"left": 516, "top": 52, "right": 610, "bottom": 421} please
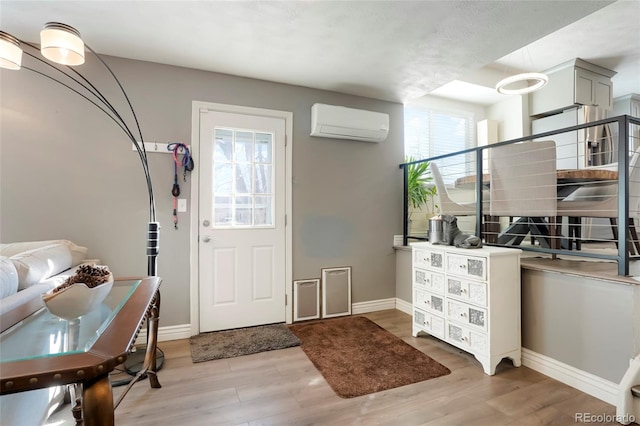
{"left": 460, "top": 312, "right": 466, "bottom": 318}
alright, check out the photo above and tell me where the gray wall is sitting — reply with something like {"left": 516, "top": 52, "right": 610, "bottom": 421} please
{"left": 395, "top": 247, "right": 412, "bottom": 304}
{"left": 522, "top": 268, "right": 638, "bottom": 382}
{"left": 0, "top": 56, "right": 404, "bottom": 327}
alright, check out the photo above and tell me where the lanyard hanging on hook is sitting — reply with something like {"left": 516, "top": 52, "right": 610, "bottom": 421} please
{"left": 167, "top": 143, "right": 195, "bottom": 229}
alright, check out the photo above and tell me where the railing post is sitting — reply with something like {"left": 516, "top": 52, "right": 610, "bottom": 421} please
{"left": 476, "top": 149, "right": 484, "bottom": 239}
{"left": 402, "top": 165, "right": 409, "bottom": 246}
{"left": 618, "top": 115, "right": 630, "bottom": 276}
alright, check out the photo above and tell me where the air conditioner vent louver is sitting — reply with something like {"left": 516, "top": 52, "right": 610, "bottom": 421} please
{"left": 310, "top": 103, "right": 389, "bottom": 143}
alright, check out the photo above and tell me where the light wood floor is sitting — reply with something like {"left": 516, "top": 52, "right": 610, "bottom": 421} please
{"left": 48, "top": 309, "right": 627, "bottom": 426}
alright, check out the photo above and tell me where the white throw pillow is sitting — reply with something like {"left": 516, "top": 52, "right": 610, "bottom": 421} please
{"left": 0, "top": 256, "right": 19, "bottom": 298}
{"left": 1, "top": 240, "right": 87, "bottom": 266}
{"left": 10, "top": 244, "right": 73, "bottom": 289}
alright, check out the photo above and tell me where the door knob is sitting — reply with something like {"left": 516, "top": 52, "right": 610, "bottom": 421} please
{"left": 202, "top": 236, "right": 211, "bottom": 243}
{"left": 202, "top": 220, "right": 210, "bottom": 227}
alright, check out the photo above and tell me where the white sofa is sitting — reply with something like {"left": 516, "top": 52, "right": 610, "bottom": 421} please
{"left": 0, "top": 240, "right": 91, "bottom": 426}
{"left": 0, "top": 240, "right": 90, "bottom": 313}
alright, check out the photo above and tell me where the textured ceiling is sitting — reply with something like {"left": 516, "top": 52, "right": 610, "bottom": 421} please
{"left": 1, "top": 1, "right": 637, "bottom": 104}
{"left": 448, "top": 0, "right": 640, "bottom": 105}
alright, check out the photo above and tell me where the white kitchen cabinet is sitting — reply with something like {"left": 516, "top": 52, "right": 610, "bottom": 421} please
{"left": 412, "top": 242, "right": 522, "bottom": 375}
{"left": 613, "top": 93, "right": 640, "bottom": 119}
{"left": 575, "top": 67, "right": 613, "bottom": 110}
{"left": 529, "top": 58, "right": 615, "bottom": 117}
{"left": 477, "top": 119, "right": 498, "bottom": 174}
{"left": 613, "top": 94, "right": 640, "bottom": 152}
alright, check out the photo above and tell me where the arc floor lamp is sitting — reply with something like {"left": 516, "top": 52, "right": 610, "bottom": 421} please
{"left": 0, "top": 23, "right": 159, "bottom": 276}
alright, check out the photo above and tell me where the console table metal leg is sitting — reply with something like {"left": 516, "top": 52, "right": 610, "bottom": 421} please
{"left": 114, "top": 290, "right": 162, "bottom": 409}
{"left": 71, "top": 383, "right": 82, "bottom": 424}
{"left": 83, "top": 375, "right": 114, "bottom": 426}
{"left": 146, "top": 291, "right": 161, "bottom": 389}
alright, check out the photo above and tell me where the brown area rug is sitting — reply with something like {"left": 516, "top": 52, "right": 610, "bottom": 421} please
{"left": 289, "top": 316, "right": 450, "bottom": 398}
{"left": 190, "top": 323, "right": 301, "bottom": 363}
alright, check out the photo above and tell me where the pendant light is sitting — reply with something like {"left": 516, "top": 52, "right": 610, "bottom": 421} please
{"left": 0, "top": 31, "right": 22, "bottom": 70}
{"left": 495, "top": 72, "right": 548, "bottom": 95}
{"left": 40, "top": 22, "right": 85, "bottom": 66}
{"left": 495, "top": 45, "right": 548, "bottom": 96}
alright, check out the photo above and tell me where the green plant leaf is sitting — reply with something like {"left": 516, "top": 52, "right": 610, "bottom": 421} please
{"left": 404, "top": 156, "right": 437, "bottom": 210}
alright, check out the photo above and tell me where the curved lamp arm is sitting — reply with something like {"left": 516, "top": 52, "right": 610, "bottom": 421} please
{"left": 1, "top": 29, "right": 159, "bottom": 276}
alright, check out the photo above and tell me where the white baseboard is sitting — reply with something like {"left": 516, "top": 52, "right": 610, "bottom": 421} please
{"left": 350, "top": 297, "right": 412, "bottom": 315}
{"left": 522, "top": 348, "right": 619, "bottom": 405}
{"left": 135, "top": 323, "right": 192, "bottom": 345}
{"left": 395, "top": 298, "right": 412, "bottom": 315}
{"left": 351, "top": 298, "right": 396, "bottom": 314}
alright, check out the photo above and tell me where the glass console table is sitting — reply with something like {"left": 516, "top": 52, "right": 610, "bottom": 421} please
{"left": 0, "top": 276, "right": 162, "bottom": 426}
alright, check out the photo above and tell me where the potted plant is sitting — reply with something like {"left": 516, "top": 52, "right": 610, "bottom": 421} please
{"left": 405, "top": 156, "right": 438, "bottom": 235}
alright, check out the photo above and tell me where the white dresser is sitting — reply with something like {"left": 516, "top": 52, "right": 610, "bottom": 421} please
{"left": 411, "top": 242, "right": 522, "bottom": 375}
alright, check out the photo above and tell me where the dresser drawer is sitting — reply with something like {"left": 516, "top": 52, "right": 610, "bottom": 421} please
{"left": 446, "top": 253, "right": 487, "bottom": 280}
{"left": 413, "top": 268, "right": 445, "bottom": 294}
{"left": 413, "top": 248, "right": 444, "bottom": 272}
{"left": 413, "top": 308, "right": 445, "bottom": 338}
{"left": 446, "top": 276, "right": 487, "bottom": 307}
{"left": 446, "top": 299, "right": 488, "bottom": 331}
{"left": 447, "top": 322, "right": 488, "bottom": 355}
{"left": 414, "top": 288, "right": 444, "bottom": 316}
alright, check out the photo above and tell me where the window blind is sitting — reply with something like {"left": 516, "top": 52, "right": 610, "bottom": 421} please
{"left": 404, "top": 106, "right": 475, "bottom": 184}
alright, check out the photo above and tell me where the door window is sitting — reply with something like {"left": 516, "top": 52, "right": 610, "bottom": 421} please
{"left": 212, "top": 128, "right": 274, "bottom": 228}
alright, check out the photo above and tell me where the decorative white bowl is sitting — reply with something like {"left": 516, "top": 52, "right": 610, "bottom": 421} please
{"left": 42, "top": 275, "right": 114, "bottom": 320}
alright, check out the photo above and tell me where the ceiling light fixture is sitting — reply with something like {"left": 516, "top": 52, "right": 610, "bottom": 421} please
{"left": 40, "top": 22, "right": 85, "bottom": 66}
{"left": 0, "top": 31, "right": 22, "bottom": 70}
{"left": 496, "top": 72, "right": 548, "bottom": 95}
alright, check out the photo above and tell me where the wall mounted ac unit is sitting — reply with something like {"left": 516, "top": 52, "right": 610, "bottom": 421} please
{"left": 310, "top": 103, "right": 389, "bottom": 142}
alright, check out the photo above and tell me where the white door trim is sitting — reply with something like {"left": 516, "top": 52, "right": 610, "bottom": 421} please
{"left": 189, "top": 101, "right": 293, "bottom": 336}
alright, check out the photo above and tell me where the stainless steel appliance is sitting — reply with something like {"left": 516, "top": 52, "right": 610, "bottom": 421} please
{"left": 532, "top": 106, "right": 616, "bottom": 170}
{"left": 532, "top": 106, "right": 617, "bottom": 241}
{"left": 583, "top": 105, "right": 615, "bottom": 167}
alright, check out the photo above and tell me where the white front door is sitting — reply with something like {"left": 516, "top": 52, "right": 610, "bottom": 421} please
{"left": 198, "top": 108, "right": 286, "bottom": 332}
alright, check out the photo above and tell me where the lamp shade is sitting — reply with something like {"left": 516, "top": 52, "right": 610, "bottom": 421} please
{"left": 0, "top": 31, "right": 22, "bottom": 70}
{"left": 40, "top": 22, "right": 85, "bottom": 66}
